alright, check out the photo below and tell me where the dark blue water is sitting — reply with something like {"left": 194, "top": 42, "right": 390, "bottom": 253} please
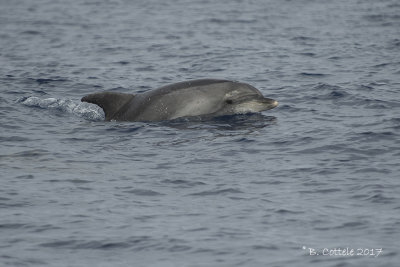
{"left": 1, "top": 0, "right": 400, "bottom": 266}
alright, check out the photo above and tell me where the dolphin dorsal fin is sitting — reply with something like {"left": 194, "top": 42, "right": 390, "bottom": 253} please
{"left": 81, "top": 92, "right": 135, "bottom": 120}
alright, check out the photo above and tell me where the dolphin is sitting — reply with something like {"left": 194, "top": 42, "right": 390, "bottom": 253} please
{"left": 81, "top": 79, "right": 278, "bottom": 122}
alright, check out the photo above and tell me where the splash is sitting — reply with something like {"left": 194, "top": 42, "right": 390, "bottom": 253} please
{"left": 20, "top": 96, "right": 105, "bottom": 121}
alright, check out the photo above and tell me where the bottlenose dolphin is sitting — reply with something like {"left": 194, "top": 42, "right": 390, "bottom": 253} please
{"left": 81, "top": 79, "right": 278, "bottom": 122}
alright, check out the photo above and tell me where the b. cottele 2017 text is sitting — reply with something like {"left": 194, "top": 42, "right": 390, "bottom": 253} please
{"left": 304, "top": 247, "right": 382, "bottom": 257}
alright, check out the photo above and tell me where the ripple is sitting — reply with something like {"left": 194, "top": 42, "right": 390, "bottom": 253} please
{"left": 161, "top": 179, "right": 206, "bottom": 187}
{"left": 297, "top": 52, "right": 317, "bottom": 57}
{"left": 0, "top": 223, "right": 29, "bottom": 230}
{"left": 65, "top": 179, "right": 93, "bottom": 184}
{"left": 334, "top": 221, "right": 368, "bottom": 230}
{"left": 299, "top": 188, "right": 342, "bottom": 194}
{"left": 275, "top": 209, "right": 304, "bottom": 215}
{"left": 30, "top": 77, "right": 69, "bottom": 84}
{"left": 15, "top": 174, "right": 34, "bottom": 179}
{"left": 0, "top": 136, "right": 31, "bottom": 142}
{"left": 188, "top": 188, "right": 243, "bottom": 196}
{"left": 366, "top": 193, "right": 396, "bottom": 204}
{"left": 0, "top": 149, "right": 49, "bottom": 159}
{"left": 355, "top": 131, "right": 395, "bottom": 141}
{"left": 311, "top": 83, "right": 349, "bottom": 100}
{"left": 21, "top": 30, "right": 42, "bottom": 35}
{"left": 124, "top": 189, "right": 164, "bottom": 196}
{"left": 38, "top": 236, "right": 192, "bottom": 252}
{"left": 299, "top": 72, "right": 329, "bottom": 77}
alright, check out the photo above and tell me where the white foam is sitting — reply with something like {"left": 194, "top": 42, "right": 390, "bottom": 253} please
{"left": 21, "top": 96, "right": 104, "bottom": 121}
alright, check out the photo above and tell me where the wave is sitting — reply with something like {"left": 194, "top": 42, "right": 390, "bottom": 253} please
{"left": 19, "top": 96, "right": 104, "bottom": 121}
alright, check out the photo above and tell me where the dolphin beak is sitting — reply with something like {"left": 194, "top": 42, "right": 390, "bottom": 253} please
{"left": 234, "top": 97, "right": 278, "bottom": 114}
{"left": 261, "top": 97, "right": 278, "bottom": 109}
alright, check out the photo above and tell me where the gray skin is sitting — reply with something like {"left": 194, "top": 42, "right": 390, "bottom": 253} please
{"left": 81, "top": 79, "right": 278, "bottom": 122}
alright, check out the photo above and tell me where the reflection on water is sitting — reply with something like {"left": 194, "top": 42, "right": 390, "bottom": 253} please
{"left": 164, "top": 113, "right": 277, "bottom": 131}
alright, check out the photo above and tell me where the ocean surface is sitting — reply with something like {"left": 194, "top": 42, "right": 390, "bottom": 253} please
{"left": 1, "top": 0, "right": 400, "bottom": 266}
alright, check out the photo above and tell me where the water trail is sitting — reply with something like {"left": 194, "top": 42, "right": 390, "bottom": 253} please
{"left": 19, "top": 96, "right": 104, "bottom": 121}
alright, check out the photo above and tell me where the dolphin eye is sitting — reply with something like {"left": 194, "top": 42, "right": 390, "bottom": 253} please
{"left": 226, "top": 99, "right": 233, "bottom": 104}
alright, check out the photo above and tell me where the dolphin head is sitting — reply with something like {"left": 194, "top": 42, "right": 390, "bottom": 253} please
{"left": 213, "top": 82, "right": 278, "bottom": 116}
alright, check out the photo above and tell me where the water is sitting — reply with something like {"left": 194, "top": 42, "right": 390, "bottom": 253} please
{"left": 1, "top": 0, "right": 400, "bottom": 266}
